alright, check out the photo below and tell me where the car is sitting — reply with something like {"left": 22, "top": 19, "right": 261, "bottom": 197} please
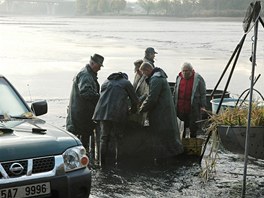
{"left": 0, "top": 75, "right": 91, "bottom": 198}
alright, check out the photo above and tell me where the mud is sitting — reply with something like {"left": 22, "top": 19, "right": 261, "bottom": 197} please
{"left": 42, "top": 99, "right": 264, "bottom": 198}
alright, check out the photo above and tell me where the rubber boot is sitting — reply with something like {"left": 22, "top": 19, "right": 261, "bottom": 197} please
{"left": 190, "top": 131, "right": 197, "bottom": 138}
{"left": 182, "top": 127, "right": 186, "bottom": 138}
{"left": 100, "top": 142, "right": 108, "bottom": 170}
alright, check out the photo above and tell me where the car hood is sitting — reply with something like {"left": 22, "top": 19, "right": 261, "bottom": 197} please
{"left": 0, "top": 118, "right": 81, "bottom": 161}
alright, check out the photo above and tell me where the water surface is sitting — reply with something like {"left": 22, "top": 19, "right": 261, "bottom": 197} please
{"left": 1, "top": 15, "right": 264, "bottom": 197}
{"left": 2, "top": 16, "right": 264, "bottom": 100}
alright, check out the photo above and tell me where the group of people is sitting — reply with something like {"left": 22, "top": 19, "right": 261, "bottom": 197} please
{"left": 66, "top": 47, "right": 207, "bottom": 169}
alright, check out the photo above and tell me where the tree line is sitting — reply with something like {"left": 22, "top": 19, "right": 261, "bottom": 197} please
{"left": 76, "top": 0, "right": 256, "bottom": 17}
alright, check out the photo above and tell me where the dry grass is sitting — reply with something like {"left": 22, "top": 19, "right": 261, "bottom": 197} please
{"left": 200, "top": 101, "right": 264, "bottom": 181}
{"left": 208, "top": 102, "right": 264, "bottom": 127}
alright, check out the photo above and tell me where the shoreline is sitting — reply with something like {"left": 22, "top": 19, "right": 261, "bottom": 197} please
{"left": 0, "top": 13, "right": 243, "bottom": 22}
{"left": 61, "top": 15, "right": 244, "bottom": 22}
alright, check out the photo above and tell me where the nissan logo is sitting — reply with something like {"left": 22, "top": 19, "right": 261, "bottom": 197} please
{"left": 9, "top": 163, "right": 24, "bottom": 175}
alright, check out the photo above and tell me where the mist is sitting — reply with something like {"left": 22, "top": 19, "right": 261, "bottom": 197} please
{"left": 0, "top": 0, "right": 255, "bottom": 17}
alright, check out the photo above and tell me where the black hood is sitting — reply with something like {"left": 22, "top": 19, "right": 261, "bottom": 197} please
{"left": 107, "top": 72, "right": 128, "bottom": 80}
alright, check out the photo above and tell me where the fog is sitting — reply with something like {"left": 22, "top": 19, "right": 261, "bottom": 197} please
{"left": 0, "top": 0, "right": 255, "bottom": 17}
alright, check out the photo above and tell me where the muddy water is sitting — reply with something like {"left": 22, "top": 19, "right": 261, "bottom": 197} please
{"left": 89, "top": 150, "right": 264, "bottom": 198}
{"left": 89, "top": 158, "right": 263, "bottom": 198}
{"left": 41, "top": 99, "right": 264, "bottom": 198}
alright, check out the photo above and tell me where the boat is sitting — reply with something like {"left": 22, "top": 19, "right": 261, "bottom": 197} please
{"left": 217, "top": 126, "right": 264, "bottom": 160}
{"left": 105, "top": 120, "right": 205, "bottom": 166}
{"left": 117, "top": 86, "right": 232, "bottom": 162}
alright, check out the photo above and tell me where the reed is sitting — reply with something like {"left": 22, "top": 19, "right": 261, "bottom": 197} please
{"left": 208, "top": 102, "right": 264, "bottom": 127}
{"left": 200, "top": 101, "right": 264, "bottom": 181}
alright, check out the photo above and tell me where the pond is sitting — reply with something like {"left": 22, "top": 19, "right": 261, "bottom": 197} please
{"left": 1, "top": 15, "right": 264, "bottom": 197}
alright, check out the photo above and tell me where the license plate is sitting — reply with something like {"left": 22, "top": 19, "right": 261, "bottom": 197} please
{"left": 0, "top": 182, "right": 50, "bottom": 198}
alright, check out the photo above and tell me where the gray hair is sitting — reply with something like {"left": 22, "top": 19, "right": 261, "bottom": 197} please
{"left": 181, "top": 62, "right": 193, "bottom": 70}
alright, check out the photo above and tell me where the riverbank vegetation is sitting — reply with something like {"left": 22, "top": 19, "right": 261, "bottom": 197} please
{"left": 76, "top": 0, "right": 256, "bottom": 17}
{"left": 0, "top": 0, "right": 256, "bottom": 17}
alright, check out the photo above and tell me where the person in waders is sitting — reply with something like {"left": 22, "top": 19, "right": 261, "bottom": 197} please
{"left": 134, "top": 47, "right": 158, "bottom": 126}
{"left": 132, "top": 59, "right": 149, "bottom": 126}
{"left": 139, "top": 62, "right": 183, "bottom": 166}
{"left": 173, "top": 62, "right": 206, "bottom": 138}
{"left": 93, "top": 72, "right": 139, "bottom": 169}
{"left": 66, "top": 53, "right": 104, "bottom": 164}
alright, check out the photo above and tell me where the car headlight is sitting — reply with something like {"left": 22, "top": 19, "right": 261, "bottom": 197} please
{"left": 63, "top": 146, "right": 89, "bottom": 172}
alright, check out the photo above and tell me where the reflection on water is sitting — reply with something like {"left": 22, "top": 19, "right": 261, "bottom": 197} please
{"left": 89, "top": 153, "right": 264, "bottom": 198}
{"left": 2, "top": 16, "right": 264, "bottom": 100}
{"left": 90, "top": 161, "right": 203, "bottom": 198}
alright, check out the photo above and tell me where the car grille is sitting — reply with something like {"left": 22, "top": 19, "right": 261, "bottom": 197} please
{"left": 33, "top": 157, "right": 55, "bottom": 174}
{"left": 1, "top": 160, "right": 28, "bottom": 177}
{"left": 0, "top": 156, "right": 55, "bottom": 178}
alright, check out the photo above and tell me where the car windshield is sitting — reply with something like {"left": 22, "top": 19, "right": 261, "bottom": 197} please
{"left": 0, "top": 77, "right": 30, "bottom": 118}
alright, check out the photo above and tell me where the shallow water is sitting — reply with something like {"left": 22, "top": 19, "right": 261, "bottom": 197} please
{"left": 39, "top": 98, "right": 264, "bottom": 198}
{"left": 1, "top": 15, "right": 264, "bottom": 197}
{"left": 1, "top": 15, "right": 264, "bottom": 100}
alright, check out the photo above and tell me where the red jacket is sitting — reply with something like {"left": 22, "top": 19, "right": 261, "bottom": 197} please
{"left": 177, "top": 72, "right": 194, "bottom": 114}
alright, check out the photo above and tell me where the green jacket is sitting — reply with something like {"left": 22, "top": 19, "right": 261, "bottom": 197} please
{"left": 66, "top": 65, "right": 100, "bottom": 134}
{"left": 140, "top": 68, "right": 183, "bottom": 157}
{"left": 93, "top": 72, "right": 139, "bottom": 122}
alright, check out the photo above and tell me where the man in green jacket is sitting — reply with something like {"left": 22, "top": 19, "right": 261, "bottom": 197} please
{"left": 66, "top": 54, "right": 104, "bottom": 153}
{"left": 93, "top": 72, "right": 139, "bottom": 168}
{"left": 139, "top": 62, "right": 183, "bottom": 165}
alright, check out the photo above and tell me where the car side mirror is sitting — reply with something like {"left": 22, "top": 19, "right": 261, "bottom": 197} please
{"left": 31, "top": 100, "right": 48, "bottom": 116}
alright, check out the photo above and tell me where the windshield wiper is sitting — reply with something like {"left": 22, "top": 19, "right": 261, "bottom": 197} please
{"left": 0, "top": 128, "right": 13, "bottom": 134}
{"left": 32, "top": 128, "right": 46, "bottom": 134}
{"left": 0, "top": 123, "right": 13, "bottom": 134}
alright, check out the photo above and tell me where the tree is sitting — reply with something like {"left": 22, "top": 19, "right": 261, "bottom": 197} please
{"left": 157, "top": 0, "right": 172, "bottom": 15}
{"left": 138, "top": 0, "right": 156, "bottom": 15}
{"left": 111, "top": 0, "right": 126, "bottom": 14}
{"left": 86, "top": 0, "right": 99, "bottom": 14}
{"left": 198, "top": 0, "right": 215, "bottom": 10}
{"left": 76, "top": 0, "right": 88, "bottom": 15}
{"left": 98, "top": 0, "right": 111, "bottom": 13}
{"left": 170, "top": 0, "right": 182, "bottom": 16}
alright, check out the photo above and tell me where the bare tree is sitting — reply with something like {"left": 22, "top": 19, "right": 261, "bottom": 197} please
{"left": 111, "top": 0, "right": 126, "bottom": 14}
{"left": 157, "top": 0, "right": 171, "bottom": 15}
{"left": 76, "top": 0, "right": 88, "bottom": 15}
{"left": 138, "top": 0, "right": 157, "bottom": 15}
